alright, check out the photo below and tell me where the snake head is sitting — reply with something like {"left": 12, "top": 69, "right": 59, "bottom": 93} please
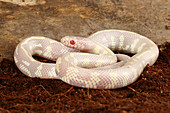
{"left": 61, "top": 36, "right": 95, "bottom": 51}
{"left": 61, "top": 36, "right": 77, "bottom": 47}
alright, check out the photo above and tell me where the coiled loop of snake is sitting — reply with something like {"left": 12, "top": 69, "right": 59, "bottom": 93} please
{"left": 14, "top": 30, "right": 159, "bottom": 89}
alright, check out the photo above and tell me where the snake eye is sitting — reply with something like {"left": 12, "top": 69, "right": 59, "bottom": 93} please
{"left": 70, "top": 40, "right": 75, "bottom": 45}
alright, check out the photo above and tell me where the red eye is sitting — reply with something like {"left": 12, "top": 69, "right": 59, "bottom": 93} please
{"left": 70, "top": 40, "right": 75, "bottom": 45}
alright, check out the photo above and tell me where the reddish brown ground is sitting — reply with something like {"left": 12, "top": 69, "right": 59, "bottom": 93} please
{"left": 0, "top": 43, "right": 169, "bottom": 113}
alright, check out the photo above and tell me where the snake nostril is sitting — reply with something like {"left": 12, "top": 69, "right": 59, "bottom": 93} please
{"left": 70, "top": 40, "right": 75, "bottom": 45}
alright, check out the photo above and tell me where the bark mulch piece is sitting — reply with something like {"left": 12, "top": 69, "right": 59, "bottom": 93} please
{"left": 0, "top": 42, "right": 169, "bottom": 113}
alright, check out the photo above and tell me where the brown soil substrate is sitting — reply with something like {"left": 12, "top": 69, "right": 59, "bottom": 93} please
{"left": 0, "top": 43, "right": 169, "bottom": 113}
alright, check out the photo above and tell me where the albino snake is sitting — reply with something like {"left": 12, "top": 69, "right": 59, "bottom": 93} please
{"left": 14, "top": 30, "right": 159, "bottom": 89}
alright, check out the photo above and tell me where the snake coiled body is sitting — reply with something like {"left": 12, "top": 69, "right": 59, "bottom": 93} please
{"left": 14, "top": 30, "right": 159, "bottom": 89}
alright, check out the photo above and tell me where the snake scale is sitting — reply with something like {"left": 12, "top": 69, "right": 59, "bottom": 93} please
{"left": 14, "top": 30, "right": 159, "bottom": 89}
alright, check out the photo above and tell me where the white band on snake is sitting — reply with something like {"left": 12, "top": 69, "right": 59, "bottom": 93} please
{"left": 14, "top": 30, "right": 159, "bottom": 89}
